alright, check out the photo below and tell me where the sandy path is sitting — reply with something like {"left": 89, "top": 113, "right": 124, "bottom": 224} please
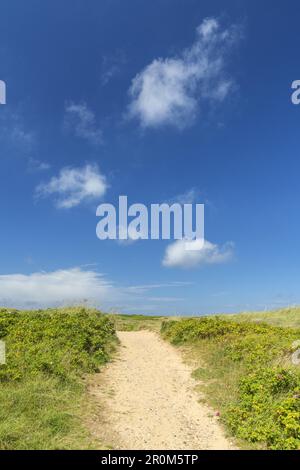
{"left": 89, "top": 330, "right": 235, "bottom": 450}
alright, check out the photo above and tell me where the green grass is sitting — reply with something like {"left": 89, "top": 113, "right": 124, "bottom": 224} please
{"left": 0, "top": 307, "right": 117, "bottom": 449}
{"left": 223, "top": 306, "right": 300, "bottom": 328}
{"left": 161, "top": 316, "right": 300, "bottom": 450}
{"left": 110, "top": 313, "right": 167, "bottom": 332}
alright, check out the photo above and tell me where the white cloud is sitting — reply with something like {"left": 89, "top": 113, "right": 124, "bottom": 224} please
{"left": 64, "top": 102, "right": 103, "bottom": 145}
{"left": 36, "top": 164, "right": 107, "bottom": 209}
{"left": 0, "top": 267, "right": 114, "bottom": 309}
{"left": 0, "top": 267, "right": 190, "bottom": 311}
{"left": 128, "top": 17, "right": 239, "bottom": 128}
{"left": 163, "top": 239, "right": 234, "bottom": 268}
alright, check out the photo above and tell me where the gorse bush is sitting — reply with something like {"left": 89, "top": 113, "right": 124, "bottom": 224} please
{"left": 226, "top": 367, "right": 300, "bottom": 449}
{"left": 0, "top": 307, "right": 117, "bottom": 449}
{"left": 0, "top": 307, "right": 116, "bottom": 382}
{"left": 161, "top": 317, "right": 300, "bottom": 449}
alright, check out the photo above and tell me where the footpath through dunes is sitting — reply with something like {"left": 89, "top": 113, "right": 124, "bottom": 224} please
{"left": 89, "top": 330, "right": 236, "bottom": 450}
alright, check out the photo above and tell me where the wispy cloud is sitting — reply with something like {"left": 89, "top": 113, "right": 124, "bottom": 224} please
{"left": 64, "top": 102, "right": 103, "bottom": 145}
{"left": 167, "top": 188, "right": 200, "bottom": 205}
{"left": 0, "top": 108, "right": 35, "bottom": 151}
{"left": 126, "top": 281, "right": 193, "bottom": 293}
{"left": 145, "top": 296, "right": 184, "bottom": 302}
{"left": 28, "top": 158, "right": 51, "bottom": 172}
{"left": 101, "top": 50, "right": 127, "bottom": 86}
{"left": 36, "top": 163, "right": 107, "bottom": 209}
{"left": 127, "top": 17, "right": 240, "bottom": 129}
{"left": 163, "top": 239, "right": 234, "bottom": 268}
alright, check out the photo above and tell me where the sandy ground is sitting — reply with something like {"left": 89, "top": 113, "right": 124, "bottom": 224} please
{"left": 89, "top": 330, "right": 236, "bottom": 450}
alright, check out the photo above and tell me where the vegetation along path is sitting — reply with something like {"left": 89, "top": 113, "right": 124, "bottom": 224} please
{"left": 90, "top": 330, "right": 236, "bottom": 450}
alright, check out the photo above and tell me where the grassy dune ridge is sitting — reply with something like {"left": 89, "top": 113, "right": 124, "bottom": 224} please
{"left": 225, "top": 306, "right": 300, "bottom": 328}
{"left": 0, "top": 307, "right": 117, "bottom": 449}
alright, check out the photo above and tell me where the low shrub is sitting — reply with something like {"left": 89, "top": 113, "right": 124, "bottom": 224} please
{"left": 0, "top": 307, "right": 117, "bottom": 449}
{"left": 161, "top": 317, "right": 300, "bottom": 449}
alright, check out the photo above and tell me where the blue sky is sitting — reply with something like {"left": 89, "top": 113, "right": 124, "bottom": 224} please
{"left": 0, "top": 0, "right": 300, "bottom": 314}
